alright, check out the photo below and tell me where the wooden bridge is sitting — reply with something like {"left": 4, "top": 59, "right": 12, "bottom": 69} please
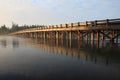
{"left": 11, "top": 18, "right": 120, "bottom": 43}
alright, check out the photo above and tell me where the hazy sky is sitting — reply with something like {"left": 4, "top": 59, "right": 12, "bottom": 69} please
{"left": 0, "top": 0, "right": 120, "bottom": 27}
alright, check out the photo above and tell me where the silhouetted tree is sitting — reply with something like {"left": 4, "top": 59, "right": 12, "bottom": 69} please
{"left": 0, "top": 22, "right": 45, "bottom": 35}
{"left": 0, "top": 25, "right": 9, "bottom": 34}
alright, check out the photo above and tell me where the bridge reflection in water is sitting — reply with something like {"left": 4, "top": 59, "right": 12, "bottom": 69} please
{"left": 24, "top": 38, "right": 120, "bottom": 67}
{"left": 0, "top": 36, "right": 120, "bottom": 80}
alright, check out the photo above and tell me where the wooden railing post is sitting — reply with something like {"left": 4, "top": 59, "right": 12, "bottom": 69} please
{"left": 46, "top": 26, "right": 48, "bottom": 29}
{"left": 86, "top": 21, "right": 88, "bottom": 27}
{"left": 60, "top": 24, "right": 62, "bottom": 28}
{"left": 78, "top": 22, "right": 80, "bottom": 27}
{"left": 91, "top": 21, "right": 94, "bottom": 27}
{"left": 71, "top": 23, "right": 73, "bottom": 27}
{"left": 106, "top": 19, "right": 109, "bottom": 27}
{"left": 49, "top": 26, "right": 50, "bottom": 29}
{"left": 57, "top": 25, "right": 58, "bottom": 28}
{"left": 95, "top": 20, "right": 97, "bottom": 27}
{"left": 66, "top": 24, "right": 68, "bottom": 28}
{"left": 52, "top": 25, "right": 54, "bottom": 28}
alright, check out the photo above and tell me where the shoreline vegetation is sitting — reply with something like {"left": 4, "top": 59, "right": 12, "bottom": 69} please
{"left": 0, "top": 23, "right": 44, "bottom": 35}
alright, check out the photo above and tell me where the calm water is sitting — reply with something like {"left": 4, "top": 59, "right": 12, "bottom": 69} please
{"left": 0, "top": 36, "right": 120, "bottom": 80}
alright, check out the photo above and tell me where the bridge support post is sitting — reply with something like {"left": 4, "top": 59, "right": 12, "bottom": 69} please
{"left": 77, "top": 31, "right": 81, "bottom": 41}
{"left": 26, "top": 33, "right": 27, "bottom": 37}
{"left": 56, "top": 31, "right": 59, "bottom": 39}
{"left": 56, "top": 31, "right": 59, "bottom": 46}
{"left": 36, "top": 32, "right": 39, "bottom": 38}
{"left": 35, "top": 32, "right": 37, "bottom": 39}
{"left": 24, "top": 33, "right": 26, "bottom": 37}
{"left": 27, "top": 33, "right": 29, "bottom": 37}
{"left": 30, "top": 33, "right": 33, "bottom": 38}
{"left": 91, "top": 32, "right": 94, "bottom": 41}
{"left": 56, "top": 39, "right": 58, "bottom": 47}
{"left": 110, "top": 31, "right": 115, "bottom": 43}
{"left": 80, "top": 33, "right": 83, "bottom": 41}
{"left": 116, "top": 31, "right": 118, "bottom": 43}
{"left": 33, "top": 33, "right": 35, "bottom": 38}
{"left": 91, "top": 32, "right": 94, "bottom": 45}
{"left": 69, "top": 31, "right": 72, "bottom": 48}
{"left": 101, "top": 31, "right": 105, "bottom": 41}
{"left": 40, "top": 32, "right": 42, "bottom": 38}
{"left": 69, "top": 31, "right": 72, "bottom": 40}
{"left": 37, "top": 33, "right": 39, "bottom": 38}
{"left": 66, "top": 32, "right": 69, "bottom": 40}
{"left": 43, "top": 32, "right": 46, "bottom": 40}
{"left": 39, "top": 32, "right": 41, "bottom": 38}
{"left": 96, "top": 31, "right": 100, "bottom": 41}
{"left": 32, "top": 33, "right": 34, "bottom": 38}
{"left": 86, "top": 32, "right": 89, "bottom": 44}
{"left": 96, "top": 31, "right": 100, "bottom": 48}
{"left": 26, "top": 33, "right": 28, "bottom": 37}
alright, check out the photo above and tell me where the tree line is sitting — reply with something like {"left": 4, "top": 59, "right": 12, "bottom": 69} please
{"left": 0, "top": 23, "right": 44, "bottom": 35}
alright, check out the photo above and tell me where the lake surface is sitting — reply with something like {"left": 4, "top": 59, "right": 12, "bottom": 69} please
{"left": 0, "top": 36, "right": 120, "bottom": 80}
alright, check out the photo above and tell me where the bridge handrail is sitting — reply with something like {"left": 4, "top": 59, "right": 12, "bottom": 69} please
{"left": 10, "top": 18, "right": 120, "bottom": 35}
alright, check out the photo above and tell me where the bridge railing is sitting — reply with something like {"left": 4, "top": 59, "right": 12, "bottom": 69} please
{"left": 36, "top": 18, "right": 119, "bottom": 29}
{"left": 25, "top": 19, "right": 120, "bottom": 31}
{"left": 11, "top": 18, "right": 120, "bottom": 34}
{"left": 74, "top": 22, "right": 80, "bottom": 27}
{"left": 84, "top": 19, "right": 120, "bottom": 27}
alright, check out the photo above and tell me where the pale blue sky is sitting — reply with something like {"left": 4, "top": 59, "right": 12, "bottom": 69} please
{"left": 0, "top": 0, "right": 120, "bottom": 27}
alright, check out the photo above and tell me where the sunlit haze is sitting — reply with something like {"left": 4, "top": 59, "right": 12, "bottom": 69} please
{"left": 0, "top": 0, "right": 120, "bottom": 27}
